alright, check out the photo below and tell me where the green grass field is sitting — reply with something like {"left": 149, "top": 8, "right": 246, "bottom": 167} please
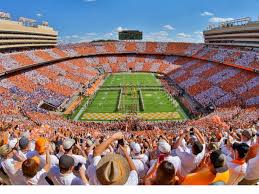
{"left": 75, "top": 73, "right": 188, "bottom": 121}
{"left": 103, "top": 73, "right": 161, "bottom": 87}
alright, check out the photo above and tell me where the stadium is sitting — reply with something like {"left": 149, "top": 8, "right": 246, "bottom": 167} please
{"left": 0, "top": 1, "right": 258, "bottom": 188}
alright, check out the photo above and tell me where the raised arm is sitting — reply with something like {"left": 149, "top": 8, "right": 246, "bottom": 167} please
{"left": 144, "top": 160, "right": 159, "bottom": 182}
{"left": 43, "top": 144, "right": 51, "bottom": 172}
{"left": 79, "top": 166, "right": 89, "bottom": 185}
{"left": 194, "top": 128, "right": 205, "bottom": 145}
{"left": 173, "top": 131, "right": 186, "bottom": 149}
{"left": 119, "top": 145, "right": 136, "bottom": 171}
{"left": 85, "top": 142, "right": 95, "bottom": 155}
{"left": 93, "top": 132, "right": 123, "bottom": 157}
{"left": 75, "top": 142, "right": 87, "bottom": 158}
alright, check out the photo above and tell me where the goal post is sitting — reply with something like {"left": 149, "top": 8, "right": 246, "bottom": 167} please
{"left": 139, "top": 89, "right": 145, "bottom": 111}
{"left": 116, "top": 88, "right": 123, "bottom": 112}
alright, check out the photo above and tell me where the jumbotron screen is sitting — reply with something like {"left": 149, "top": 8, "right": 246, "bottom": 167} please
{"left": 119, "top": 30, "right": 143, "bottom": 40}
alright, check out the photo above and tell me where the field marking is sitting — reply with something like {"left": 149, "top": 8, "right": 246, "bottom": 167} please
{"left": 79, "top": 73, "right": 188, "bottom": 121}
{"left": 81, "top": 112, "right": 182, "bottom": 121}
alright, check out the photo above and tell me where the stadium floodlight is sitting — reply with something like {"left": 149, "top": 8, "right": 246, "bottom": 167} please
{"left": 0, "top": 12, "right": 11, "bottom": 20}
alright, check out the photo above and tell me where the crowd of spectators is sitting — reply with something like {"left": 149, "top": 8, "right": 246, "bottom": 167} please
{"left": 0, "top": 106, "right": 258, "bottom": 185}
{"left": 1, "top": 42, "right": 258, "bottom": 77}
{"left": 167, "top": 59, "right": 258, "bottom": 108}
{"left": 0, "top": 42, "right": 258, "bottom": 186}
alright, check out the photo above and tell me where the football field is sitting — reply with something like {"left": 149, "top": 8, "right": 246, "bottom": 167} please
{"left": 76, "top": 73, "right": 188, "bottom": 121}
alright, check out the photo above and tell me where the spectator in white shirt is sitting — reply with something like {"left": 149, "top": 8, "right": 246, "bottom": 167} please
{"left": 48, "top": 155, "right": 88, "bottom": 185}
{"left": 0, "top": 144, "right": 24, "bottom": 185}
{"left": 130, "top": 142, "right": 149, "bottom": 179}
{"left": 58, "top": 138, "right": 87, "bottom": 168}
{"left": 17, "top": 144, "right": 52, "bottom": 185}
{"left": 34, "top": 138, "right": 59, "bottom": 170}
{"left": 148, "top": 141, "right": 182, "bottom": 178}
{"left": 241, "top": 129, "right": 253, "bottom": 146}
{"left": 239, "top": 146, "right": 259, "bottom": 185}
{"left": 17, "top": 136, "right": 37, "bottom": 159}
{"left": 87, "top": 132, "right": 138, "bottom": 185}
{"left": 226, "top": 142, "right": 249, "bottom": 185}
{"left": 174, "top": 127, "right": 206, "bottom": 176}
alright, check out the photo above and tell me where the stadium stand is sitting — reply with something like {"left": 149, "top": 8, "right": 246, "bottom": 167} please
{"left": 0, "top": 37, "right": 258, "bottom": 185}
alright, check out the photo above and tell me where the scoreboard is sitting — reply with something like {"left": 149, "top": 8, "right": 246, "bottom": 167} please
{"left": 119, "top": 30, "right": 143, "bottom": 40}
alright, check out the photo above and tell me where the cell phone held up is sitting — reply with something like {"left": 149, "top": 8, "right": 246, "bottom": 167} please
{"left": 74, "top": 163, "right": 83, "bottom": 171}
{"left": 189, "top": 128, "right": 195, "bottom": 136}
{"left": 117, "top": 139, "right": 124, "bottom": 147}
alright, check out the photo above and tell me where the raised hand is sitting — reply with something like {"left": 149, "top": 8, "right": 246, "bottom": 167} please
{"left": 112, "top": 132, "right": 124, "bottom": 140}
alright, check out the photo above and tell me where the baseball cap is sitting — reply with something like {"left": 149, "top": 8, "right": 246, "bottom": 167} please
{"left": 59, "top": 155, "right": 75, "bottom": 170}
{"left": 0, "top": 144, "right": 12, "bottom": 157}
{"left": 8, "top": 138, "right": 18, "bottom": 149}
{"left": 35, "top": 138, "right": 47, "bottom": 154}
{"left": 62, "top": 138, "right": 75, "bottom": 150}
{"left": 19, "top": 136, "right": 30, "bottom": 150}
{"left": 251, "top": 128, "right": 257, "bottom": 137}
{"left": 158, "top": 141, "right": 171, "bottom": 154}
{"left": 21, "top": 131, "right": 30, "bottom": 139}
{"left": 242, "top": 129, "right": 252, "bottom": 139}
{"left": 131, "top": 143, "right": 141, "bottom": 154}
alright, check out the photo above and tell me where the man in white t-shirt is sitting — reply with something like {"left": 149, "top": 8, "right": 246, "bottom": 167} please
{"left": 17, "top": 136, "right": 37, "bottom": 159}
{"left": 239, "top": 151, "right": 259, "bottom": 185}
{"left": 16, "top": 146, "right": 52, "bottom": 185}
{"left": 174, "top": 127, "right": 206, "bottom": 176}
{"left": 57, "top": 138, "right": 87, "bottom": 168}
{"left": 148, "top": 141, "right": 182, "bottom": 178}
{"left": 130, "top": 142, "right": 149, "bottom": 179}
{"left": 87, "top": 132, "right": 138, "bottom": 185}
{"left": 241, "top": 129, "right": 253, "bottom": 146}
{"left": 226, "top": 142, "right": 249, "bottom": 185}
{"left": 48, "top": 155, "right": 88, "bottom": 185}
{"left": 34, "top": 138, "right": 59, "bottom": 170}
{"left": 0, "top": 144, "right": 24, "bottom": 185}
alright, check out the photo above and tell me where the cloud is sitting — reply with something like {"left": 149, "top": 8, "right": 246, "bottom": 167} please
{"left": 144, "top": 31, "right": 175, "bottom": 42}
{"left": 71, "top": 34, "right": 79, "bottom": 38}
{"left": 116, "top": 26, "right": 128, "bottom": 32}
{"left": 177, "top": 33, "right": 192, "bottom": 38}
{"left": 163, "top": 24, "right": 175, "bottom": 31}
{"left": 193, "top": 31, "right": 204, "bottom": 43}
{"left": 85, "top": 32, "right": 97, "bottom": 36}
{"left": 209, "top": 17, "right": 234, "bottom": 23}
{"left": 104, "top": 32, "right": 114, "bottom": 37}
{"left": 36, "top": 13, "right": 43, "bottom": 17}
{"left": 201, "top": 11, "right": 214, "bottom": 16}
{"left": 194, "top": 31, "right": 203, "bottom": 36}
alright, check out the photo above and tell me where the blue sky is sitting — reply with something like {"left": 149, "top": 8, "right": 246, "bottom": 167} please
{"left": 1, "top": 0, "right": 258, "bottom": 43}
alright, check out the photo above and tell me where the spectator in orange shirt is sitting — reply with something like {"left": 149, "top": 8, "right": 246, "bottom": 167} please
{"left": 181, "top": 150, "right": 229, "bottom": 185}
